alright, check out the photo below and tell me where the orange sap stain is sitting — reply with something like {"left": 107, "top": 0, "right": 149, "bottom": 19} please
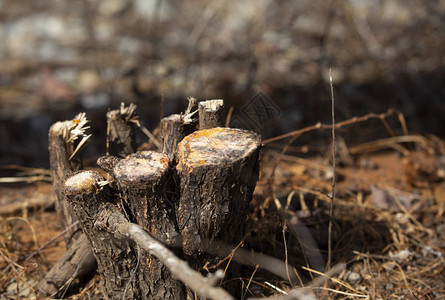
{"left": 183, "top": 128, "right": 227, "bottom": 142}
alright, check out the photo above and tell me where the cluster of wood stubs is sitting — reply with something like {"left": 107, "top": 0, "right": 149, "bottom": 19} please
{"left": 38, "top": 100, "right": 261, "bottom": 299}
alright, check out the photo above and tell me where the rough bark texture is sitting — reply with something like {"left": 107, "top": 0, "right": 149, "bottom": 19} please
{"left": 106, "top": 108, "right": 137, "bottom": 157}
{"left": 198, "top": 100, "right": 224, "bottom": 129}
{"left": 43, "top": 106, "right": 262, "bottom": 299}
{"left": 64, "top": 170, "right": 152, "bottom": 299}
{"left": 48, "top": 121, "right": 82, "bottom": 243}
{"left": 160, "top": 114, "right": 196, "bottom": 156}
{"left": 98, "top": 152, "right": 185, "bottom": 299}
{"left": 114, "top": 223, "right": 234, "bottom": 300}
{"left": 37, "top": 234, "right": 97, "bottom": 297}
{"left": 176, "top": 127, "right": 261, "bottom": 256}
{"left": 40, "top": 120, "right": 96, "bottom": 298}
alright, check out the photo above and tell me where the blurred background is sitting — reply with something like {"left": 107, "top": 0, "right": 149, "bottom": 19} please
{"left": 0, "top": 0, "right": 444, "bottom": 167}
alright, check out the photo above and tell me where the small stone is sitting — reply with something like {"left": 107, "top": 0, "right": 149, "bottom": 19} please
{"left": 389, "top": 249, "right": 413, "bottom": 262}
{"left": 346, "top": 271, "right": 361, "bottom": 284}
{"left": 436, "top": 224, "right": 445, "bottom": 236}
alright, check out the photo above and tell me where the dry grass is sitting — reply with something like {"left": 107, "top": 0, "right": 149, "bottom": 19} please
{"left": 1, "top": 110, "right": 445, "bottom": 299}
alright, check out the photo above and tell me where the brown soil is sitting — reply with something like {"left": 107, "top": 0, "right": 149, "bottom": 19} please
{"left": 1, "top": 135, "right": 444, "bottom": 298}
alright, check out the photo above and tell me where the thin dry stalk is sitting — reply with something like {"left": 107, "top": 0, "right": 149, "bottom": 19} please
{"left": 263, "top": 108, "right": 404, "bottom": 144}
{"left": 348, "top": 135, "right": 427, "bottom": 155}
{"left": 327, "top": 68, "right": 336, "bottom": 271}
{"left": 249, "top": 263, "right": 346, "bottom": 300}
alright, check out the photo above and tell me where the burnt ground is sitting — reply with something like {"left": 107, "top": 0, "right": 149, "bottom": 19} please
{"left": 1, "top": 0, "right": 445, "bottom": 299}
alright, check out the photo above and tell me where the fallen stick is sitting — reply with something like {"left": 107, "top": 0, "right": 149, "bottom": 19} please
{"left": 0, "top": 194, "right": 55, "bottom": 215}
{"left": 115, "top": 222, "right": 234, "bottom": 300}
{"left": 37, "top": 234, "right": 97, "bottom": 298}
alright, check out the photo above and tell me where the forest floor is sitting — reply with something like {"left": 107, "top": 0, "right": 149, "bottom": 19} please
{"left": 1, "top": 0, "right": 444, "bottom": 298}
{"left": 1, "top": 110, "right": 444, "bottom": 299}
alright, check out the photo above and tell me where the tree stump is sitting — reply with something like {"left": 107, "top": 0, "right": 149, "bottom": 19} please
{"left": 40, "top": 104, "right": 140, "bottom": 297}
{"left": 42, "top": 103, "right": 264, "bottom": 299}
{"left": 97, "top": 152, "right": 185, "bottom": 299}
{"left": 198, "top": 99, "right": 224, "bottom": 129}
{"left": 40, "top": 114, "right": 95, "bottom": 298}
{"left": 160, "top": 114, "right": 196, "bottom": 156}
{"left": 106, "top": 103, "right": 138, "bottom": 157}
{"left": 176, "top": 127, "right": 261, "bottom": 256}
{"left": 48, "top": 120, "right": 82, "bottom": 243}
{"left": 98, "top": 151, "right": 180, "bottom": 245}
{"left": 63, "top": 170, "right": 153, "bottom": 299}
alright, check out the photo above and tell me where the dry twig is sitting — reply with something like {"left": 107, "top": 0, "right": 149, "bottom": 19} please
{"left": 117, "top": 222, "right": 235, "bottom": 300}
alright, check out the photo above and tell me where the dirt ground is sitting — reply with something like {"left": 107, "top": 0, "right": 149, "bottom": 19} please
{"left": 1, "top": 0, "right": 444, "bottom": 299}
{"left": 1, "top": 118, "right": 445, "bottom": 299}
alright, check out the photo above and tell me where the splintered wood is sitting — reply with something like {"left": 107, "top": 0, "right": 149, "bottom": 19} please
{"left": 40, "top": 116, "right": 95, "bottom": 298}
{"left": 106, "top": 104, "right": 137, "bottom": 157}
{"left": 48, "top": 120, "right": 82, "bottom": 243}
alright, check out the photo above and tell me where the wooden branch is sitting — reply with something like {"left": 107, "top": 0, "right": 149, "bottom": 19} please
{"left": 64, "top": 170, "right": 232, "bottom": 299}
{"left": 106, "top": 103, "right": 138, "bottom": 157}
{"left": 176, "top": 127, "right": 261, "bottom": 256}
{"left": 115, "top": 222, "right": 234, "bottom": 300}
{"left": 263, "top": 108, "right": 402, "bottom": 144}
{"left": 37, "top": 234, "right": 96, "bottom": 298}
{"left": 63, "top": 170, "right": 151, "bottom": 299}
{"left": 160, "top": 114, "right": 196, "bottom": 156}
{"left": 205, "top": 240, "right": 298, "bottom": 283}
{"left": 0, "top": 194, "right": 55, "bottom": 215}
{"left": 198, "top": 99, "right": 224, "bottom": 129}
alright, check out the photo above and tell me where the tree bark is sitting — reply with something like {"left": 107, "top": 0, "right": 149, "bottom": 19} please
{"left": 37, "top": 234, "right": 97, "bottom": 297}
{"left": 43, "top": 105, "right": 263, "bottom": 299}
{"left": 41, "top": 105, "right": 140, "bottom": 297}
{"left": 115, "top": 222, "right": 234, "bottom": 300}
{"left": 48, "top": 120, "right": 82, "bottom": 243}
{"left": 106, "top": 103, "right": 138, "bottom": 157}
{"left": 64, "top": 170, "right": 152, "bottom": 299}
{"left": 40, "top": 117, "right": 96, "bottom": 298}
{"left": 97, "top": 152, "right": 185, "bottom": 299}
{"left": 160, "top": 114, "right": 196, "bottom": 156}
{"left": 198, "top": 100, "right": 224, "bottom": 129}
{"left": 176, "top": 127, "right": 261, "bottom": 256}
